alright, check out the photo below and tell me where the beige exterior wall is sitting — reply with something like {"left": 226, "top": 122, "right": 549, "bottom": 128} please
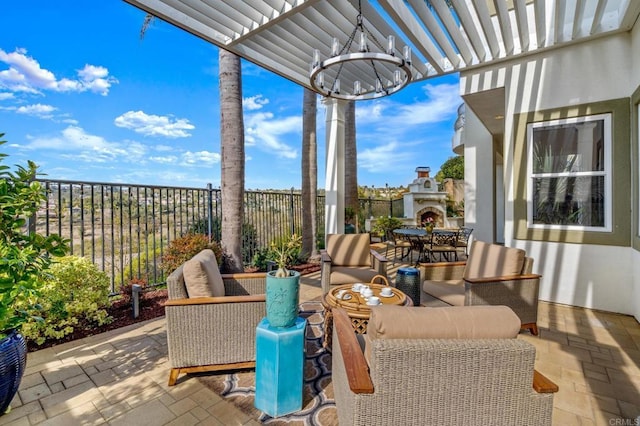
{"left": 459, "top": 31, "right": 640, "bottom": 319}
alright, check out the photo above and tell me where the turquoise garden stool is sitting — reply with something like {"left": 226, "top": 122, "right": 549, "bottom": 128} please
{"left": 254, "top": 316, "right": 306, "bottom": 417}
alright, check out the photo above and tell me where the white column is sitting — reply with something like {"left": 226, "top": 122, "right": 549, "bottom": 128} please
{"left": 463, "top": 104, "right": 496, "bottom": 243}
{"left": 323, "top": 97, "right": 346, "bottom": 237}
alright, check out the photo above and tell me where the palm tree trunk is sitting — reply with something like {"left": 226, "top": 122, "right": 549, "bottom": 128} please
{"left": 301, "top": 88, "right": 317, "bottom": 258}
{"left": 219, "top": 49, "right": 245, "bottom": 273}
{"left": 344, "top": 100, "right": 359, "bottom": 230}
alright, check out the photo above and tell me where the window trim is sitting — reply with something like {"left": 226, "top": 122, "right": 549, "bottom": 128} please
{"left": 526, "top": 113, "right": 612, "bottom": 232}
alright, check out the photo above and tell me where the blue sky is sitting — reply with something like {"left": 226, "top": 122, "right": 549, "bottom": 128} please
{"left": 0, "top": 1, "right": 462, "bottom": 190}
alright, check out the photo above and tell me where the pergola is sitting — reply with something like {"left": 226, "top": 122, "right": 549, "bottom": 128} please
{"left": 123, "top": 0, "right": 640, "bottom": 235}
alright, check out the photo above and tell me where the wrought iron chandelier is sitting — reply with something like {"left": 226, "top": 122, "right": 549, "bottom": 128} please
{"left": 309, "top": 1, "right": 413, "bottom": 101}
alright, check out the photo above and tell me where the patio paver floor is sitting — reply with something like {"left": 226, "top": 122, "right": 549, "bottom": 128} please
{"left": 2, "top": 261, "right": 639, "bottom": 425}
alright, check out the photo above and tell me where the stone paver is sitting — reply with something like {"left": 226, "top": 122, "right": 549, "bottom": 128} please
{"left": 3, "top": 262, "right": 639, "bottom": 425}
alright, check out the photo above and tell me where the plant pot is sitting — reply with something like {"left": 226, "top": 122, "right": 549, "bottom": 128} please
{"left": 266, "top": 270, "right": 301, "bottom": 328}
{"left": 0, "top": 330, "right": 27, "bottom": 415}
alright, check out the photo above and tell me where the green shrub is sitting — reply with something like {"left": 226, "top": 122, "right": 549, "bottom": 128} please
{"left": 117, "top": 245, "right": 163, "bottom": 288}
{"left": 372, "top": 216, "right": 404, "bottom": 240}
{"left": 160, "top": 233, "right": 223, "bottom": 275}
{"left": 18, "top": 256, "right": 112, "bottom": 345}
{"left": 251, "top": 234, "right": 304, "bottom": 271}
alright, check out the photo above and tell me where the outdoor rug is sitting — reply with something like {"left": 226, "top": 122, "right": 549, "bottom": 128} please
{"left": 196, "top": 300, "right": 337, "bottom": 425}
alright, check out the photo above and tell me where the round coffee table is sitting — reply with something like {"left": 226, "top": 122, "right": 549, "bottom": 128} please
{"left": 322, "top": 283, "right": 413, "bottom": 349}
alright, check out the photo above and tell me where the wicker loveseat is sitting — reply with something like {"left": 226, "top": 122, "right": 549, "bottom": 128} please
{"left": 332, "top": 305, "right": 558, "bottom": 426}
{"left": 420, "top": 240, "right": 541, "bottom": 335}
{"left": 165, "top": 249, "right": 266, "bottom": 386}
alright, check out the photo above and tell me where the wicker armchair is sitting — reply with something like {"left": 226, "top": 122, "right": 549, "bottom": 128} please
{"left": 419, "top": 240, "right": 541, "bottom": 335}
{"left": 332, "top": 306, "right": 558, "bottom": 426}
{"left": 321, "top": 233, "right": 388, "bottom": 294}
{"left": 165, "top": 249, "right": 266, "bottom": 386}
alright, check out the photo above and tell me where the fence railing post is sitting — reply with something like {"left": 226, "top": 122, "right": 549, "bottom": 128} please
{"left": 290, "top": 187, "right": 295, "bottom": 236}
{"left": 207, "top": 183, "right": 213, "bottom": 243}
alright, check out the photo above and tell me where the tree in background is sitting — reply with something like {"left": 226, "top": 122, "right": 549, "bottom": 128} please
{"left": 435, "top": 156, "right": 464, "bottom": 181}
{"left": 301, "top": 88, "right": 317, "bottom": 258}
{"left": 219, "top": 49, "right": 245, "bottom": 273}
{"left": 344, "top": 100, "right": 359, "bottom": 227}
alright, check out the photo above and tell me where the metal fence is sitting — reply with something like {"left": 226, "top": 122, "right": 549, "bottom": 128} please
{"left": 32, "top": 179, "right": 396, "bottom": 292}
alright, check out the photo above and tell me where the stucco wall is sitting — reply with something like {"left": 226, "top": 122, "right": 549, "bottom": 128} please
{"left": 460, "top": 32, "right": 639, "bottom": 319}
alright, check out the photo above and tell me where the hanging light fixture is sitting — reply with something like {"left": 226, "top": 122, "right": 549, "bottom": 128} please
{"left": 309, "top": 0, "right": 412, "bottom": 101}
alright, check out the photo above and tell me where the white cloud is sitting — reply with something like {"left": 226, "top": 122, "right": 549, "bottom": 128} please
{"left": 245, "top": 111, "right": 300, "bottom": 159}
{"left": 0, "top": 92, "right": 14, "bottom": 100}
{"left": 149, "top": 155, "right": 178, "bottom": 164}
{"left": 114, "top": 110, "right": 194, "bottom": 138}
{"left": 21, "top": 126, "right": 149, "bottom": 164}
{"left": 356, "top": 83, "right": 459, "bottom": 128}
{"left": 358, "top": 140, "right": 415, "bottom": 172}
{"left": 16, "top": 103, "right": 56, "bottom": 118}
{"left": 181, "top": 150, "right": 220, "bottom": 166}
{"left": 243, "top": 94, "right": 269, "bottom": 111}
{"left": 0, "top": 48, "right": 117, "bottom": 96}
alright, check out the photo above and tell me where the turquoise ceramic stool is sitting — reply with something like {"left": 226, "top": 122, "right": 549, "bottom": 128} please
{"left": 254, "top": 316, "right": 306, "bottom": 417}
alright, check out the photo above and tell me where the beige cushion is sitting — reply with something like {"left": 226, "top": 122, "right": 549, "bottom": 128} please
{"left": 463, "top": 240, "right": 525, "bottom": 280}
{"left": 326, "top": 233, "right": 371, "bottom": 266}
{"left": 182, "top": 249, "right": 225, "bottom": 297}
{"left": 367, "top": 305, "right": 521, "bottom": 340}
{"left": 422, "top": 279, "right": 465, "bottom": 306}
{"left": 362, "top": 305, "right": 521, "bottom": 365}
{"left": 330, "top": 266, "right": 379, "bottom": 286}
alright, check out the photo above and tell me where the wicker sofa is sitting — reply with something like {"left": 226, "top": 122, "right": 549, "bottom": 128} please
{"left": 165, "top": 249, "right": 266, "bottom": 386}
{"left": 420, "top": 240, "right": 541, "bottom": 335}
{"left": 332, "top": 305, "right": 558, "bottom": 425}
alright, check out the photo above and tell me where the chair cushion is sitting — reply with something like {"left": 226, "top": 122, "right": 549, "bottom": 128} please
{"left": 367, "top": 305, "right": 521, "bottom": 340}
{"left": 182, "top": 249, "right": 225, "bottom": 297}
{"left": 362, "top": 305, "right": 521, "bottom": 364}
{"left": 330, "top": 266, "right": 378, "bottom": 285}
{"left": 326, "top": 233, "right": 371, "bottom": 266}
{"left": 464, "top": 240, "right": 525, "bottom": 280}
{"left": 422, "top": 279, "right": 465, "bottom": 306}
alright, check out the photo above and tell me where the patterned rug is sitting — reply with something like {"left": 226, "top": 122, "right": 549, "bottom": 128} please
{"left": 196, "top": 301, "right": 337, "bottom": 425}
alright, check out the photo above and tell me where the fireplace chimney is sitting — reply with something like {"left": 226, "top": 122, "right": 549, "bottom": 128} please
{"left": 416, "top": 166, "right": 430, "bottom": 178}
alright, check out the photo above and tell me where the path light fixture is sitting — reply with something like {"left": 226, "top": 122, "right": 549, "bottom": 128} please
{"left": 309, "top": 0, "right": 412, "bottom": 101}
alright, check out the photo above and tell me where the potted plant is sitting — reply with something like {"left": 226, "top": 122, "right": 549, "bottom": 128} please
{"left": 265, "top": 234, "right": 302, "bottom": 327}
{"left": 0, "top": 135, "right": 69, "bottom": 415}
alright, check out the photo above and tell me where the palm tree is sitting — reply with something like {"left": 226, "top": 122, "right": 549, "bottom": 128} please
{"left": 301, "top": 88, "right": 317, "bottom": 258}
{"left": 219, "top": 48, "right": 245, "bottom": 272}
{"left": 344, "top": 100, "right": 359, "bottom": 230}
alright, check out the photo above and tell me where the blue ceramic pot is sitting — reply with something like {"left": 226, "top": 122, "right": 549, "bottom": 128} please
{"left": 0, "top": 330, "right": 27, "bottom": 415}
{"left": 266, "top": 270, "right": 301, "bottom": 328}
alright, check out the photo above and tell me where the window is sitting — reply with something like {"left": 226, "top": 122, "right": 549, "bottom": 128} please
{"left": 527, "top": 114, "right": 612, "bottom": 231}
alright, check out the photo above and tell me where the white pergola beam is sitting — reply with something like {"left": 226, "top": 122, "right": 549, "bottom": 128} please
{"left": 379, "top": 0, "right": 446, "bottom": 74}
{"left": 590, "top": 0, "right": 608, "bottom": 35}
{"left": 492, "top": 0, "right": 515, "bottom": 55}
{"left": 430, "top": 0, "right": 474, "bottom": 65}
{"left": 572, "top": 0, "right": 586, "bottom": 39}
{"left": 471, "top": 0, "right": 502, "bottom": 59}
{"left": 513, "top": 0, "right": 530, "bottom": 52}
{"left": 409, "top": 0, "right": 462, "bottom": 68}
{"left": 449, "top": 0, "right": 488, "bottom": 62}
{"left": 534, "top": 0, "right": 547, "bottom": 48}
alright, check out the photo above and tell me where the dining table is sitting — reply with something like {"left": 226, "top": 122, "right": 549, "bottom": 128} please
{"left": 393, "top": 228, "right": 459, "bottom": 264}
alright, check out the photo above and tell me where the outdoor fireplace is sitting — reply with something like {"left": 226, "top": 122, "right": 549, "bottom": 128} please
{"left": 402, "top": 167, "right": 448, "bottom": 227}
